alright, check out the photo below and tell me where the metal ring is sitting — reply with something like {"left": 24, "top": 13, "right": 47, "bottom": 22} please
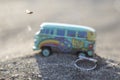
{"left": 74, "top": 57, "right": 97, "bottom": 71}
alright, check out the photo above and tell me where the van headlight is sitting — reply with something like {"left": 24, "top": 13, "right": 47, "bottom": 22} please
{"left": 34, "top": 38, "right": 39, "bottom": 44}
{"left": 34, "top": 39, "right": 37, "bottom": 42}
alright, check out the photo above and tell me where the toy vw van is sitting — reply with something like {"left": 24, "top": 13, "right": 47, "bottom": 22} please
{"left": 33, "top": 23, "right": 96, "bottom": 57}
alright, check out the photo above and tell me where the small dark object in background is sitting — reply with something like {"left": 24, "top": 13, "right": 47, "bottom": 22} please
{"left": 25, "top": 9, "right": 33, "bottom": 14}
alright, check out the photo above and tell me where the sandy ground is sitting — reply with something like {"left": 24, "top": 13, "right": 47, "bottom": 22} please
{"left": 0, "top": 53, "right": 120, "bottom": 80}
{"left": 0, "top": 0, "right": 120, "bottom": 79}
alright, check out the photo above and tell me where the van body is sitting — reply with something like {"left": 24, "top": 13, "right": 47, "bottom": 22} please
{"left": 33, "top": 23, "right": 96, "bottom": 57}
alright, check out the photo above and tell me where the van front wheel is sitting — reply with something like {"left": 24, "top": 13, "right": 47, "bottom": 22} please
{"left": 41, "top": 48, "right": 51, "bottom": 57}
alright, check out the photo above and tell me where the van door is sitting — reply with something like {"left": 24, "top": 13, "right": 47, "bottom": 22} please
{"left": 55, "top": 29, "right": 72, "bottom": 53}
{"left": 67, "top": 30, "right": 77, "bottom": 49}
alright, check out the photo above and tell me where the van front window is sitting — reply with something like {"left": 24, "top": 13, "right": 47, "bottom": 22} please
{"left": 40, "top": 28, "right": 50, "bottom": 34}
{"left": 40, "top": 29, "right": 44, "bottom": 33}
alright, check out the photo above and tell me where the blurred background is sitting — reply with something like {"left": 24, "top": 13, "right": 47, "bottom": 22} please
{"left": 0, "top": 0, "right": 120, "bottom": 61}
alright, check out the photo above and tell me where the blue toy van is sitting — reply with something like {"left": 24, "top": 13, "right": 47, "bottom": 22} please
{"left": 33, "top": 23, "right": 96, "bottom": 57}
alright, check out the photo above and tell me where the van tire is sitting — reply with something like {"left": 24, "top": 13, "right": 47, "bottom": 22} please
{"left": 79, "top": 53, "right": 86, "bottom": 57}
{"left": 41, "top": 47, "right": 51, "bottom": 57}
{"left": 77, "top": 52, "right": 87, "bottom": 57}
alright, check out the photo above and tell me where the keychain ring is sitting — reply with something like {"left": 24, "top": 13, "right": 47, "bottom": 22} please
{"left": 74, "top": 57, "right": 97, "bottom": 71}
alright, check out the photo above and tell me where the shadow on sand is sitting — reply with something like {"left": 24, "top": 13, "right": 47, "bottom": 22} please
{"left": 34, "top": 52, "right": 120, "bottom": 80}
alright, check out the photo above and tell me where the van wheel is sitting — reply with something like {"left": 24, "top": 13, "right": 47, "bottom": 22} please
{"left": 41, "top": 48, "right": 51, "bottom": 57}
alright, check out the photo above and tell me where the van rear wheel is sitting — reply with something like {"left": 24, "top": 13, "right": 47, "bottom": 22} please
{"left": 78, "top": 52, "right": 86, "bottom": 57}
{"left": 41, "top": 48, "right": 51, "bottom": 57}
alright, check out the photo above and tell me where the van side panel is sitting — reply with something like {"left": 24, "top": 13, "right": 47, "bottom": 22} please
{"left": 35, "top": 32, "right": 95, "bottom": 53}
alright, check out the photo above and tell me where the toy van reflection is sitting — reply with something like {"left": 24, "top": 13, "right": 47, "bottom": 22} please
{"left": 33, "top": 23, "right": 96, "bottom": 57}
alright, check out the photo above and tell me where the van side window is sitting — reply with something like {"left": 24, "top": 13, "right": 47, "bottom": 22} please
{"left": 45, "top": 29, "right": 49, "bottom": 34}
{"left": 78, "top": 31, "right": 87, "bottom": 38}
{"left": 50, "top": 29, "right": 54, "bottom": 35}
{"left": 67, "top": 30, "right": 76, "bottom": 37}
{"left": 56, "top": 29, "right": 65, "bottom": 36}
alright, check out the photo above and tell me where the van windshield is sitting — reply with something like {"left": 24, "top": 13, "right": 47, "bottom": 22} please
{"left": 40, "top": 28, "right": 44, "bottom": 33}
{"left": 40, "top": 28, "right": 50, "bottom": 34}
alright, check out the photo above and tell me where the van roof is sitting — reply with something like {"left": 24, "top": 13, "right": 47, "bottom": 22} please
{"left": 40, "top": 22, "right": 95, "bottom": 32}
